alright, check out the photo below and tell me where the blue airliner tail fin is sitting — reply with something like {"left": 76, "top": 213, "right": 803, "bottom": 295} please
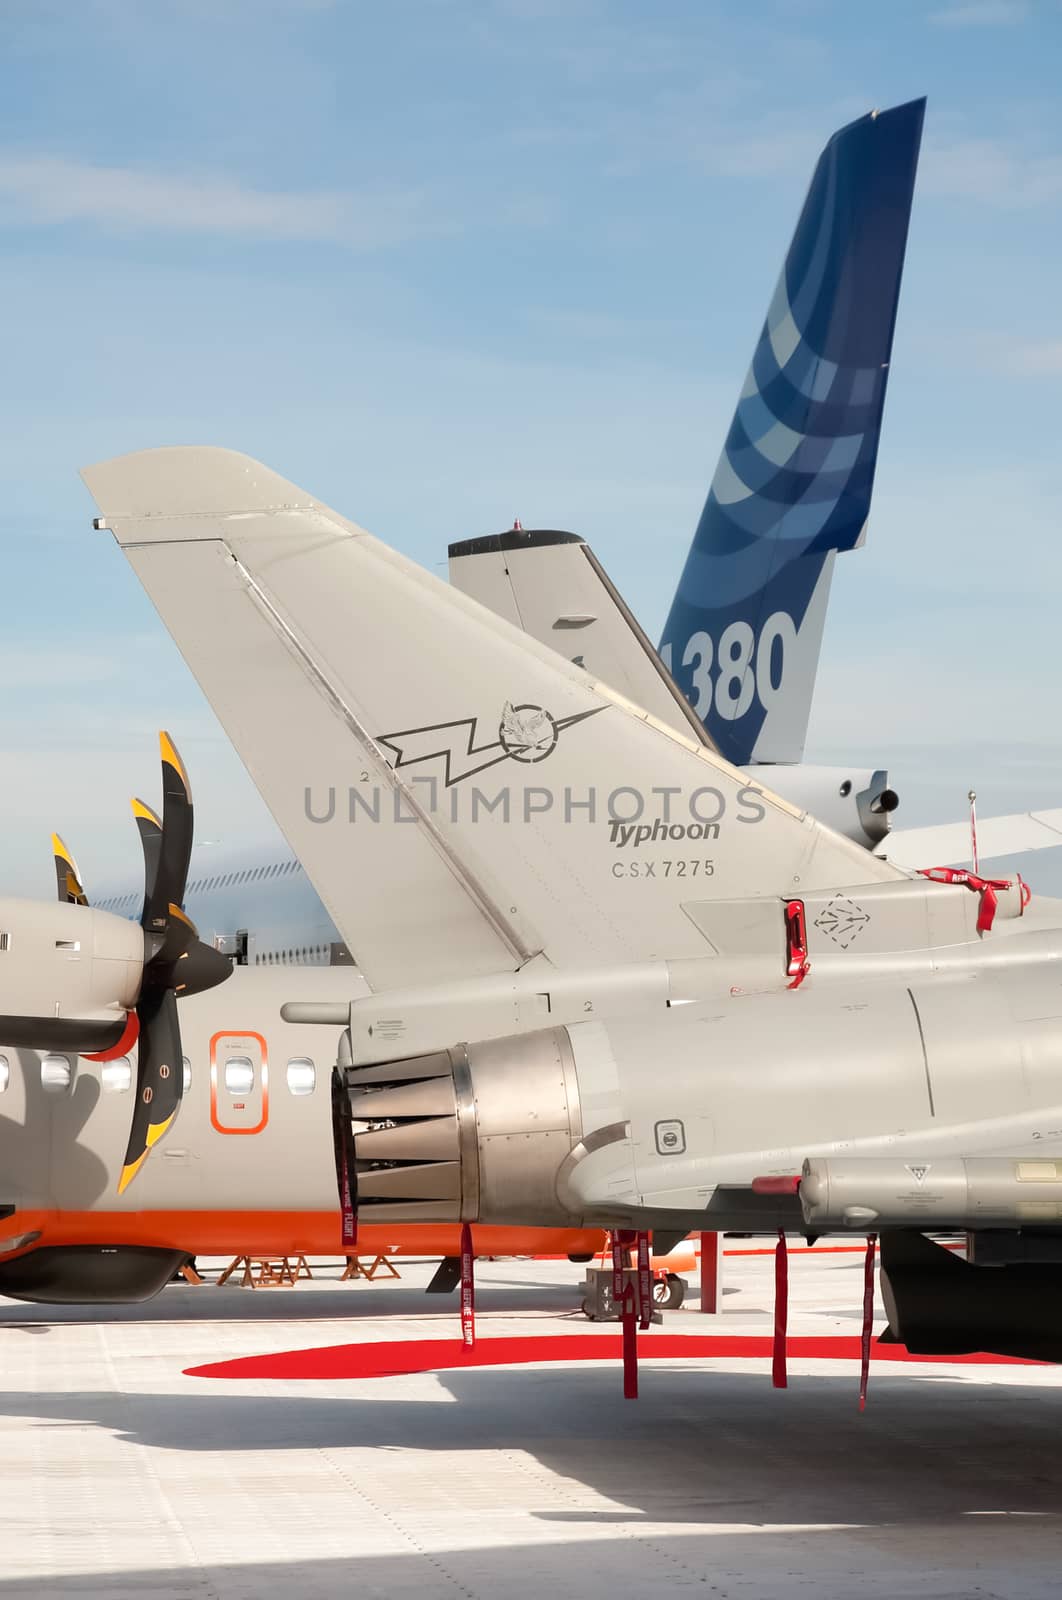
{"left": 661, "top": 97, "right": 925, "bottom": 765}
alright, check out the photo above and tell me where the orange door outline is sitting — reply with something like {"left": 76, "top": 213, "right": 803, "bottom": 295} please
{"left": 209, "top": 1030, "right": 270, "bottom": 1135}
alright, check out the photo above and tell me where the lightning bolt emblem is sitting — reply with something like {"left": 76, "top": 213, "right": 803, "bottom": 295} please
{"left": 377, "top": 703, "right": 606, "bottom": 787}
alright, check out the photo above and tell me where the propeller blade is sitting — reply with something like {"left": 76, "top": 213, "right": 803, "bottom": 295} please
{"left": 143, "top": 731, "right": 193, "bottom": 932}
{"left": 157, "top": 901, "right": 198, "bottom": 968}
{"left": 131, "top": 798, "right": 162, "bottom": 915}
{"left": 118, "top": 732, "right": 230, "bottom": 1194}
{"left": 52, "top": 834, "right": 88, "bottom": 906}
{"left": 118, "top": 986, "right": 182, "bottom": 1196}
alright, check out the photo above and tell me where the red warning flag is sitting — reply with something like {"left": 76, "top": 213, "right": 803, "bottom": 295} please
{"left": 460, "top": 1223, "right": 475, "bottom": 1348}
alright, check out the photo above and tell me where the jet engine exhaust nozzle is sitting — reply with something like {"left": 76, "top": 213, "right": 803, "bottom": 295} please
{"left": 345, "top": 1029, "right": 585, "bottom": 1228}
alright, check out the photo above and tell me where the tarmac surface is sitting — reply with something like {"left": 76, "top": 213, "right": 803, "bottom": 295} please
{"left": 1, "top": 1243, "right": 1061, "bottom": 1599}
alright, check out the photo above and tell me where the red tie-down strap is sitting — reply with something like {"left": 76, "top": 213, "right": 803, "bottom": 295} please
{"left": 859, "top": 1233, "right": 877, "bottom": 1413}
{"left": 637, "top": 1231, "right": 653, "bottom": 1332}
{"left": 460, "top": 1222, "right": 476, "bottom": 1348}
{"left": 772, "top": 1229, "right": 789, "bottom": 1388}
{"left": 331, "top": 1075, "right": 357, "bottom": 1250}
{"left": 784, "top": 899, "right": 810, "bottom": 988}
{"left": 611, "top": 1231, "right": 640, "bottom": 1399}
{"left": 610, "top": 1230, "right": 627, "bottom": 1311}
{"left": 919, "top": 866, "right": 1029, "bottom": 934}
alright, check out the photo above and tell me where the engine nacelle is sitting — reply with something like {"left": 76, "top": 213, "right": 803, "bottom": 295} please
{"left": 0, "top": 897, "right": 143, "bottom": 1048}
{"left": 760, "top": 765, "right": 898, "bottom": 847}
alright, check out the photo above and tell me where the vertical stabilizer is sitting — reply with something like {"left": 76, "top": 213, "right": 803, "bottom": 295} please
{"left": 661, "top": 97, "right": 925, "bottom": 765}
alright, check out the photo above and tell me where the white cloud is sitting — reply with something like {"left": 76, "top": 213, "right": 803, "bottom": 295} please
{"left": 0, "top": 646, "right": 124, "bottom": 688}
{"left": 929, "top": 0, "right": 1026, "bottom": 22}
{"left": 921, "top": 137, "right": 1062, "bottom": 207}
{"left": 997, "top": 339, "right": 1062, "bottom": 376}
{"left": 699, "top": 130, "right": 821, "bottom": 180}
{"left": 0, "top": 155, "right": 444, "bottom": 249}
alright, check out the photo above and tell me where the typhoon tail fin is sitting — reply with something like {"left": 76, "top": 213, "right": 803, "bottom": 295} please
{"left": 83, "top": 448, "right": 903, "bottom": 993}
{"left": 662, "top": 97, "right": 925, "bottom": 766}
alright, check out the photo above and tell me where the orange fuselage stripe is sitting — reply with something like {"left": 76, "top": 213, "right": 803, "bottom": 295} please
{"left": 0, "top": 1209, "right": 604, "bottom": 1261}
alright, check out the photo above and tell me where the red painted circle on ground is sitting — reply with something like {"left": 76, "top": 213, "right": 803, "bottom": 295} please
{"left": 185, "top": 1333, "right": 1041, "bottom": 1382}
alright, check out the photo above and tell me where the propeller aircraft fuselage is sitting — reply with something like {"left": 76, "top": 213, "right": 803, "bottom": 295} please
{"left": 0, "top": 964, "right": 603, "bottom": 1302}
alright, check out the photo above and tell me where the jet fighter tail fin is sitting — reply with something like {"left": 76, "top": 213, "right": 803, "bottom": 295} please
{"left": 449, "top": 528, "right": 710, "bottom": 746}
{"left": 662, "top": 97, "right": 925, "bottom": 766}
{"left": 83, "top": 447, "right": 904, "bottom": 993}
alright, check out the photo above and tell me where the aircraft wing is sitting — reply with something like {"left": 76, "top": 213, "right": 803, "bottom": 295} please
{"left": 83, "top": 447, "right": 905, "bottom": 993}
{"left": 878, "top": 810, "right": 1062, "bottom": 870}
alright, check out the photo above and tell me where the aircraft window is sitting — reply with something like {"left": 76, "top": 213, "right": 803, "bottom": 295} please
{"left": 224, "top": 1056, "right": 254, "bottom": 1095}
{"left": 0, "top": 1055, "right": 8, "bottom": 1091}
{"left": 182, "top": 1056, "right": 192, "bottom": 1092}
{"left": 41, "top": 1055, "right": 72, "bottom": 1093}
{"left": 286, "top": 1058, "right": 316, "bottom": 1096}
{"left": 101, "top": 1056, "right": 132, "bottom": 1094}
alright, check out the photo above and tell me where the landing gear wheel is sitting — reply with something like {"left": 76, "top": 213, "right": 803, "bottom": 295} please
{"left": 653, "top": 1272, "right": 686, "bottom": 1311}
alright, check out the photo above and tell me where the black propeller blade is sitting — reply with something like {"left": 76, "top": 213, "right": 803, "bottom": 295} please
{"left": 131, "top": 798, "right": 163, "bottom": 918}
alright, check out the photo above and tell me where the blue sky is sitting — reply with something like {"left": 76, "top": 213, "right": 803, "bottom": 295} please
{"left": 2, "top": 0, "right": 1062, "bottom": 895}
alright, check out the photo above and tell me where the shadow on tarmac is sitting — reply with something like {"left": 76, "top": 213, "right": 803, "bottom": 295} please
{"left": 0, "top": 1362, "right": 1060, "bottom": 1596}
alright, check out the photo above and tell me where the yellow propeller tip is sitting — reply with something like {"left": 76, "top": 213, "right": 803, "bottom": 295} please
{"left": 131, "top": 797, "right": 161, "bottom": 828}
{"left": 145, "top": 1113, "right": 176, "bottom": 1151}
{"left": 158, "top": 731, "right": 190, "bottom": 793}
{"left": 117, "top": 1151, "right": 150, "bottom": 1195}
